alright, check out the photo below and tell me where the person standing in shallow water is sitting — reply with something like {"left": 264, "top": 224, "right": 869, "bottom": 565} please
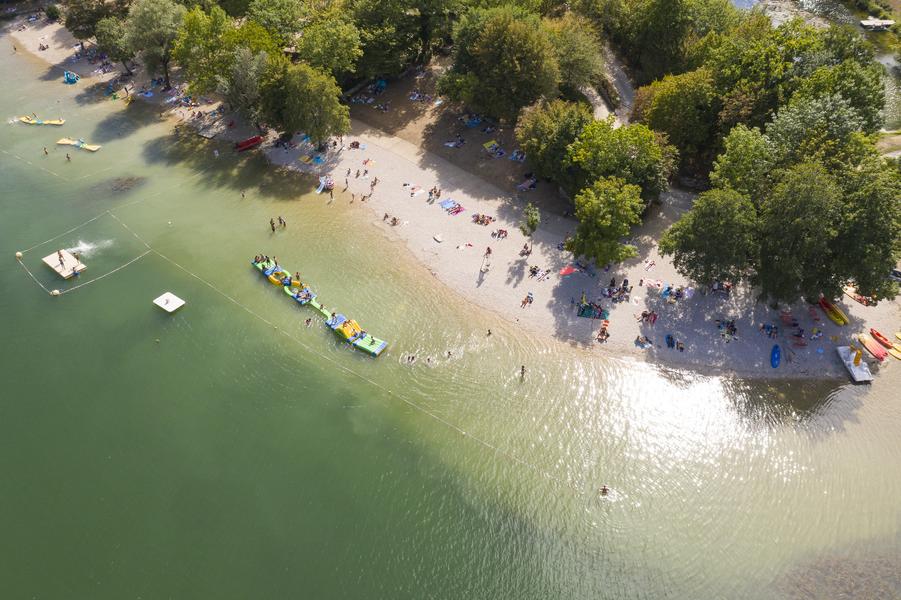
{"left": 520, "top": 365, "right": 526, "bottom": 379}
{"left": 270, "top": 218, "right": 276, "bottom": 232}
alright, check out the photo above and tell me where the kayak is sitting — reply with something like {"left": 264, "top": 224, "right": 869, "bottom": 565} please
{"left": 57, "top": 137, "right": 101, "bottom": 152}
{"left": 19, "top": 115, "right": 65, "bottom": 126}
{"left": 870, "top": 328, "right": 892, "bottom": 349}
{"left": 858, "top": 334, "right": 887, "bottom": 361}
{"left": 235, "top": 135, "right": 262, "bottom": 151}
{"left": 818, "top": 297, "right": 847, "bottom": 325}
{"left": 842, "top": 285, "right": 870, "bottom": 306}
{"left": 770, "top": 344, "right": 781, "bottom": 368}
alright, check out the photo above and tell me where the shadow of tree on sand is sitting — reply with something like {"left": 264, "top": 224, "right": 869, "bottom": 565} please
{"left": 141, "top": 128, "right": 317, "bottom": 201}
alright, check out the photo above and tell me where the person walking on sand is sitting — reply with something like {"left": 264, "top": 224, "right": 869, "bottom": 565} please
{"left": 344, "top": 177, "right": 348, "bottom": 190}
{"left": 355, "top": 169, "right": 360, "bottom": 178}
{"left": 351, "top": 193, "right": 355, "bottom": 203}
{"left": 346, "top": 168, "right": 351, "bottom": 177}
{"left": 329, "top": 188, "right": 334, "bottom": 199}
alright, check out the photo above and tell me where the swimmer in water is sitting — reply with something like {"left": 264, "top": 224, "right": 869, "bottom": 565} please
{"left": 520, "top": 365, "right": 526, "bottom": 378}
{"left": 599, "top": 485, "right": 609, "bottom": 497}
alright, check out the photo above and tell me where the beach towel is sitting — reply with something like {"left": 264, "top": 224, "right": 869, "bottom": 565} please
{"left": 316, "top": 177, "right": 327, "bottom": 194}
{"left": 439, "top": 199, "right": 455, "bottom": 209}
{"left": 299, "top": 155, "right": 313, "bottom": 164}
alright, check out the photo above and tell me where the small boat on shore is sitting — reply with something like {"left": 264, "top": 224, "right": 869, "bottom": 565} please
{"left": 836, "top": 346, "right": 873, "bottom": 382}
{"left": 235, "top": 135, "right": 263, "bottom": 152}
{"left": 843, "top": 285, "right": 871, "bottom": 306}
{"left": 770, "top": 344, "right": 781, "bottom": 368}
{"left": 818, "top": 297, "right": 848, "bottom": 325}
{"left": 57, "top": 137, "right": 101, "bottom": 152}
{"left": 870, "top": 328, "right": 892, "bottom": 349}
{"left": 19, "top": 115, "right": 65, "bottom": 126}
{"left": 858, "top": 334, "right": 887, "bottom": 361}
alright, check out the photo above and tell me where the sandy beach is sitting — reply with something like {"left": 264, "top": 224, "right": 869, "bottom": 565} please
{"left": 8, "top": 16, "right": 900, "bottom": 379}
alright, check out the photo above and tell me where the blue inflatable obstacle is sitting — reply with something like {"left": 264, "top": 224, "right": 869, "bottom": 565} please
{"left": 63, "top": 71, "right": 79, "bottom": 85}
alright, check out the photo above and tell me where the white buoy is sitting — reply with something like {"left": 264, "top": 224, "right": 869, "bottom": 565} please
{"left": 15, "top": 251, "right": 23, "bottom": 260}
{"left": 51, "top": 289, "right": 60, "bottom": 296}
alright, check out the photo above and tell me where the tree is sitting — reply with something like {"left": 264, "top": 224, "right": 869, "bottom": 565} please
{"left": 566, "top": 117, "right": 677, "bottom": 202}
{"left": 834, "top": 158, "right": 901, "bottom": 300}
{"left": 125, "top": 0, "right": 185, "bottom": 89}
{"left": 709, "top": 124, "right": 773, "bottom": 202}
{"left": 64, "top": 0, "right": 111, "bottom": 48}
{"left": 659, "top": 188, "right": 758, "bottom": 285}
{"left": 793, "top": 59, "right": 885, "bottom": 134}
{"left": 566, "top": 177, "right": 644, "bottom": 266}
{"left": 519, "top": 202, "right": 540, "bottom": 251}
{"left": 351, "top": 0, "right": 420, "bottom": 78}
{"left": 262, "top": 62, "right": 350, "bottom": 142}
{"left": 514, "top": 99, "right": 592, "bottom": 183}
{"left": 295, "top": 19, "right": 362, "bottom": 76}
{"left": 172, "top": 6, "right": 231, "bottom": 94}
{"left": 756, "top": 162, "right": 843, "bottom": 303}
{"left": 546, "top": 13, "right": 605, "bottom": 91}
{"left": 440, "top": 5, "right": 559, "bottom": 122}
{"left": 217, "top": 47, "right": 269, "bottom": 124}
{"left": 632, "top": 0, "right": 689, "bottom": 82}
{"left": 764, "top": 93, "right": 865, "bottom": 169}
{"left": 95, "top": 16, "right": 134, "bottom": 74}
{"left": 247, "top": 0, "right": 304, "bottom": 44}
{"left": 632, "top": 67, "right": 718, "bottom": 172}
{"left": 46, "top": 4, "right": 61, "bottom": 21}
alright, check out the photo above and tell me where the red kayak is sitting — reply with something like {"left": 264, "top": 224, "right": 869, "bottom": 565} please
{"left": 870, "top": 328, "right": 893, "bottom": 349}
{"left": 235, "top": 135, "right": 263, "bottom": 152}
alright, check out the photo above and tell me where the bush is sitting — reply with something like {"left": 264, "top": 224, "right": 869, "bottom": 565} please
{"left": 45, "top": 4, "right": 60, "bottom": 21}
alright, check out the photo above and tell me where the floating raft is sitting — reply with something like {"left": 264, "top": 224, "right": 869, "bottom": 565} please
{"left": 57, "top": 137, "right": 101, "bottom": 152}
{"left": 153, "top": 292, "right": 185, "bottom": 313}
{"left": 42, "top": 249, "right": 86, "bottom": 279}
{"left": 252, "top": 259, "right": 388, "bottom": 357}
{"left": 19, "top": 115, "right": 65, "bottom": 126}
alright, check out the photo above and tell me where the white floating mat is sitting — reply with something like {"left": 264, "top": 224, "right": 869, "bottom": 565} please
{"left": 153, "top": 292, "right": 185, "bottom": 313}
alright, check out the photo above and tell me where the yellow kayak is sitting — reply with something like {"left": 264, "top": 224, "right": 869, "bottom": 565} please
{"left": 57, "top": 137, "right": 101, "bottom": 152}
{"left": 19, "top": 115, "right": 65, "bottom": 126}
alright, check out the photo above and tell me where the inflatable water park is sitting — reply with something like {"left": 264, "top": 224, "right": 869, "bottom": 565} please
{"left": 252, "top": 257, "right": 388, "bottom": 357}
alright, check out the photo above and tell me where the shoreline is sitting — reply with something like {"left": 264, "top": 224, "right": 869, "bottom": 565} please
{"left": 7, "top": 19, "right": 900, "bottom": 381}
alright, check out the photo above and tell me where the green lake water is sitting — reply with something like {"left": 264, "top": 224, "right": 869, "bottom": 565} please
{"left": 1, "top": 44, "right": 900, "bottom": 599}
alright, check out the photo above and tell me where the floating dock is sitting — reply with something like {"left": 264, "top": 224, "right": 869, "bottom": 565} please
{"left": 42, "top": 249, "right": 86, "bottom": 279}
{"left": 153, "top": 292, "right": 185, "bottom": 313}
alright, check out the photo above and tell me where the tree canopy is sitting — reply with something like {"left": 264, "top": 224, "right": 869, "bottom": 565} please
{"left": 659, "top": 188, "right": 757, "bottom": 286}
{"left": 515, "top": 99, "right": 592, "bottom": 183}
{"left": 261, "top": 61, "right": 350, "bottom": 141}
{"left": 95, "top": 16, "right": 134, "bottom": 73}
{"left": 565, "top": 177, "right": 644, "bottom": 266}
{"left": 125, "top": 0, "right": 186, "bottom": 89}
{"left": 440, "top": 5, "right": 560, "bottom": 121}
{"left": 566, "top": 117, "right": 677, "bottom": 202}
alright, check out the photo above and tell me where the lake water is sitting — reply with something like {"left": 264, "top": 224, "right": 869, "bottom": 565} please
{"left": 1, "top": 41, "right": 900, "bottom": 599}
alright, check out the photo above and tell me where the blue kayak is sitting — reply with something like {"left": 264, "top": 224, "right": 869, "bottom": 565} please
{"left": 771, "top": 344, "right": 781, "bottom": 368}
